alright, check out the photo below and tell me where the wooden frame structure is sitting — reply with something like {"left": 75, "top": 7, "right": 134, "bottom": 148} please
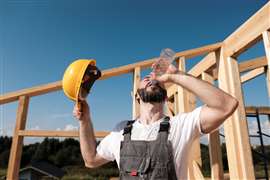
{"left": 0, "top": 2, "right": 270, "bottom": 179}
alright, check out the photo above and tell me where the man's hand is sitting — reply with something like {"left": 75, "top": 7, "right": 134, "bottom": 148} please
{"left": 73, "top": 100, "right": 90, "bottom": 121}
{"left": 151, "top": 58, "right": 182, "bottom": 84}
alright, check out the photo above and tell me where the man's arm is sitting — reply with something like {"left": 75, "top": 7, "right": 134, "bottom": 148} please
{"left": 73, "top": 101, "right": 110, "bottom": 168}
{"left": 154, "top": 66, "right": 238, "bottom": 134}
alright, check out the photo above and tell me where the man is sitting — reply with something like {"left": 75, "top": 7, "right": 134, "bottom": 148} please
{"left": 73, "top": 59, "right": 238, "bottom": 179}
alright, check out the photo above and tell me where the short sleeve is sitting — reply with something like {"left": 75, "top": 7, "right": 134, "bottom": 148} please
{"left": 169, "top": 106, "right": 203, "bottom": 144}
{"left": 96, "top": 133, "right": 116, "bottom": 161}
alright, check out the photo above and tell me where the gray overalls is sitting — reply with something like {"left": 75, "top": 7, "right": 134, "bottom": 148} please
{"left": 119, "top": 117, "right": 178, "bottom": 180}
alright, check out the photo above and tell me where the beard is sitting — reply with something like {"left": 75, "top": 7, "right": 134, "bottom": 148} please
{"left": 137, "top": 86, "right": 167, "bottom": 103}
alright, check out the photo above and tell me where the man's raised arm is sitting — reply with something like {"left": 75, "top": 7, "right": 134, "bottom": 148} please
{"left": 73, "top": 101, "right": 110, "bottom": 168}
{"left": 153, "top": 64, "right": 238, "bottom": 134}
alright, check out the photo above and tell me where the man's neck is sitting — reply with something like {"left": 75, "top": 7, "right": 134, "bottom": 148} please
{"left": 139, "top": 102, "right": 164, "bottom": 125}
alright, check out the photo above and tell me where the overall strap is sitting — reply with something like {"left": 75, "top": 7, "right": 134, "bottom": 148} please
{"left": 158, "top": 116, "right": 170, "bottom": 142}
{"left": 122, "top": 120, "right": 135, "bottom": 141}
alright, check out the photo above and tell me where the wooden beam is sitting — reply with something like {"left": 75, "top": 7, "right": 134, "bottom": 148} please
{"left": 262, "top": 30, "right": 270, "bottom": 97}
{"left": 0, "top": 43, "right": 222, "bottom": 105}
{"left": 18, "top": 130, "right": 109, "bottom": 138}
{"left": 0, "top": 81, "right": 62, "bottom": 105}
{"left": 192, "top": 161, "right": 205, "bottom": 180}
{"left": 241, "top": 67, "right": 265, "bottom": 83}
{"left": 176, "top": 57, "right": 188, "bottom": 113}
{"left": 202, "top": 72, "right": 224, "bottom": 180}
{"left": 209, "top": 56, "right": 267, "bottom": 80}
{"left": 223, "top": 2, "right": 270, "bottom": 57}
{"left": 132, "top": 67, "right": 141, "bottom": 119}
{"left": 218, "top": 51, "right": 255, "bottom": 179}
{"left": 7, "top": 96, "right": 30, "bottom": 180}
{"left": 238, "top": 56, "right": 267, "bottom": 73}
{"left": 245, "top": 106, "right": 270, "bottom": 115}
{"left": 266, "top": 68, "right": 270, "bottom": 97}
{"left": 189, "top": 51, "right": 218, "bottom": 77}
{"left": 164, "top": 102, "right": 174, "bottom": 117}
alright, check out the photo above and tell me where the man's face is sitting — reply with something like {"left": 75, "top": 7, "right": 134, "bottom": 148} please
{"left": 136, "top": 76, "right": 167, "bottom": 103}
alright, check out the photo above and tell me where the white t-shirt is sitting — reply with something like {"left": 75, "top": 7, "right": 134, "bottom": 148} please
{"left": 97, "top": 106, "right": 203, "bottom": 180}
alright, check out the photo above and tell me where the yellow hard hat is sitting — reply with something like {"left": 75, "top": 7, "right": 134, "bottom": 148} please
{"left": 62, "top": 59, "right": 96, "bottom": 101}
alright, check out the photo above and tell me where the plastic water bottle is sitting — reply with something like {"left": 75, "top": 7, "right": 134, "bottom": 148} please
{"left": 160, "top": 48, "right": 176, "bottom": 63}
{"left": 152, "top": 48, "right": 176, "bottom": 77}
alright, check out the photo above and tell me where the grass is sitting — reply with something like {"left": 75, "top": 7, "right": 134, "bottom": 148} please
{"left": 0, "top": 169, "right": 6, "bottom": 177}
{"left": 62, "top": 166, "right": 119, "bottom": 180}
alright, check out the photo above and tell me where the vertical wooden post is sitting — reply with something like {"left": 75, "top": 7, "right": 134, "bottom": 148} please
{"left": 7, "top": 96, "right": 30, "bottom": 180}
{"left": 218, "top": 49, "right": 255, "bottom": 179}
{"left": 132, "top": 67, "right": 141, "bottom": 119}
{"left": 262, "top": 30, "right": 270, "bottom": 97}
{"left": 202, "top": 72, "right": 224, "bottom": 180}
{"left": 176, "top": 57, "right": 189, "bottom": 113}
{"left": 176, "top": 57, "right": 201, "bottom": 179}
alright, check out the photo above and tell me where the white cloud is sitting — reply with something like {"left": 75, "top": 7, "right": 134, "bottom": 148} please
{"left": 56, "top": 124, "right": 78, "bottom": 131}
{"left": 64, "top": 124, "right": 78, "bottom": 131}
{"left": 248, "top": 118, "right": 270, "bottom": 145}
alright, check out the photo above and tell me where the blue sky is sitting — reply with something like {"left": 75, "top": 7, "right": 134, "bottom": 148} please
{"left": 0, "top": 0, "right": 269, "bottom": 144}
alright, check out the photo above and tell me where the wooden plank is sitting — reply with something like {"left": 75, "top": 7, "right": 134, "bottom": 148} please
{"left": 7, "top": 96, "right": 30, "bottom": 180}
{"left": 240, "top": 67, "right": 265, "bottom": 83}
{"left": 238, "top": 56, "right": 267, "bottom": 73}
{"left": 132, "top": 67, "right": 141, "bottom": 119}
{"left": 202, "top": 72, "right": 224, "bottom": 180}
{"left": 189, "top": 51, "right": 218, "bottom": 77}
{"left": 167, "top": 84, "right": 177, "bottom": 99}
{"left": 176, "top": 57, "right": 188, "bottom": 113}
{"left": 245, "top": 106, "right": 270, "bottom": 115}
{"left": 18, "top": 130, "right": 109, "bottom": 138}
{"left": 175, "top": 57, "right": 202, "bottom": 177}
{"left": 1, "top": 55, "right": 266, "bottom": 106}
{"left": 209, "top": 56, "right": 267, "bottom": 80}
{"left": 227, "top": 57, "right": 255, "bottom": 179}
{"left": 262, "top": 30, "right": 270, "bottom": 97}
{"left": 101, "top": 43, "right": 222, "bottom": 80}
{"left": 175, "top": 42, "right": 222, "bottom": 59}
{"left": 218, "top": 50, "right": 255, "bottom": 179}
{"left": 0, "top": 81, "right": 62, "bottom": 105}
{"left": 0, "top": 43, "right": 222, "bottom": 105}
{"left": 164, "top": 102, "right": 174, "bottom": 117}
{"left": 218, "top": 49, "right": 242, "bottom": 179}
{"left": 192, "top": 161, "right": 205, "bottom": 180}
{"left": 266, "top": 68, "right": 270, "bottom": 97}
{"left": 223, "top": 2, "right": 270, "bottom": 57}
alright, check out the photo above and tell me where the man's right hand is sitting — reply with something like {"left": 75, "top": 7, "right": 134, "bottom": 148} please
{"left": 73, "top": 100, "right": 90, "bottom": 121}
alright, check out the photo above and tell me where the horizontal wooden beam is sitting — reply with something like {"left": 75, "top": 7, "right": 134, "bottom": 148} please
{"left": 211, "top": 56, "right": 267, "bottom": 80}
{"left": 0, "top": 42, "right": 222, "bottom": 105}
{"left": 223, "top": 2, "right": 270, "bottom": 57}
{"left": 241, "top": 67, "right": 265, "bottom": 83}
{"left": 100, "top": 42, "right": 222, "bottom": 79}
{"left": 18, "top": 130, "right": 109, "bottom": 138}
{"left": 0, "top": 81, "right": 62, "bottom": 105}
{"left": 239, "top": 56, "right": 267, "bottom": 73}
{"left": 245, "top": 106, "right": 270, "bottom": 115}
{"left": 175, "top": 42, "right": 222, "bottom": 59}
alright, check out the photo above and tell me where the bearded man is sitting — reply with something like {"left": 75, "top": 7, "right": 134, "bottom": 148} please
{"left": 73, "top": 59, "right": 238, "bottom": 180}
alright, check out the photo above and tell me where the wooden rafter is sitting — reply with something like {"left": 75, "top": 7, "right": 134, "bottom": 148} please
{"left": 241, "top": 67, "right": 265, "bottom": 83}
{"left": 223, "top": 2, "right": 270, "bottom": 57}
